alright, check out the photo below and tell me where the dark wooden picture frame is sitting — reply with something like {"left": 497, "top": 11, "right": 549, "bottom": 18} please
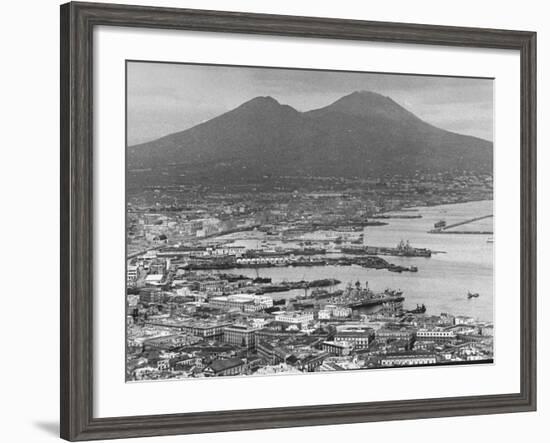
{"left": 60, "top": 2, "right": 536, "bottom": 441}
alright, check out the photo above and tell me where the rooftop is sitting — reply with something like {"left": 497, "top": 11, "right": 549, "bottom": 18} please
{"left": 208, "top": 358, "right": 244, "bottom": 373}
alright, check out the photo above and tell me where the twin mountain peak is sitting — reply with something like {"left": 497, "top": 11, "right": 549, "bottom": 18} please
{"left": 128, "top": 90, "right": 492, "bottom": 178}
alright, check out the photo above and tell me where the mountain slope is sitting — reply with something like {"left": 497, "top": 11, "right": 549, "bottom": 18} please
{"left": 128, "top": 91, "right": 492, "bottom": 182}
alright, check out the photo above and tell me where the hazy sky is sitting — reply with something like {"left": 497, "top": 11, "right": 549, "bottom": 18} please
{"left": 127, "top": 61, "right": 493, "bottom": 146}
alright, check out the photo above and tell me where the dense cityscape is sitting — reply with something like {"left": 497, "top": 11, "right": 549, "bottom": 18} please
{"left": 126, "top": 171, "right": 494, "bottom": 381}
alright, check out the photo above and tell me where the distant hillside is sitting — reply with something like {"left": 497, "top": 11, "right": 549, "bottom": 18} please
{"left": 128, "top": 91, "right": 493, "bottom": 184}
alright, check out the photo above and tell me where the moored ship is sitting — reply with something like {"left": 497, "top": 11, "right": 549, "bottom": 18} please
{"left": 341, "top": 240, "right": 432, "bottom": 258}
{"left": 327, "top": 281, "right": 406, "bottom": 309}
{"left": 406, "top": 304, "right": 427, "bottom": 314}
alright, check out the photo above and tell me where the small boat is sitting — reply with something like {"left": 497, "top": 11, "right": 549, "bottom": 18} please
{"left": 467, "top": 291, "right": 480, "bottom": 299}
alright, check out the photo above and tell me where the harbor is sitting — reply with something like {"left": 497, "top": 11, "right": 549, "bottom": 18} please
{"left": 223, "top": 200, "right": 494, "bottom": 321}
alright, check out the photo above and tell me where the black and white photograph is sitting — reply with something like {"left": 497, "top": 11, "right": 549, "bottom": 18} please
{"left": 0, "top": 0, "right": 544, "bottom": 441}
{"left": 125, "top": 61, "right": 495, "bottom": 381}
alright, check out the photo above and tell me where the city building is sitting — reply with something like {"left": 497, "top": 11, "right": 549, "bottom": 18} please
{"left": 198, "top": 279, "right": 228, "bottom": 294}
{"left": 332, "top": 306, "right": 352, "bottom": 318}
{"left": 334, "top": 328, "right": 375, "bottom": 349}
{"left": 127, "top": 264, "right": 138, "bottom": 284}
{"left": 376, "top": 327, "right": 417, "bottom": 349}
{"left": 257, "top": 340, "right": 278, "bottom": 364}
{"left": 142, "top": 334, "right": 200, "bottom": 351}
{"left": 144, "top": 274, "right": 164, "bottom": 286}
{"left": 291, "top": 352, "right": 329, "bottom": 372}
{"left": 210, "top": 294, "right": 273, "bottom": 312}
{"left": 204, "top": 358, "right": 245, "bottom": 377}
{"left": 275, "top": 311, "right": 314, "bottom": 326}
{"left": 321, "top": 341, "right": 353, "bottom": 356}
{"left": 144, "top": 319, "right": 230, "bottom": 339}
{"left": 223, "top": 324, "right": 260, "bottom": 349}
{"left": 253, "top": 363, "right": 302, "bottom": 375}
{"left": 179, "top": 320, "right": 231, "bottom": 339}
{"left": 454, "top": 315, "right": 475, "bottom": 325}
{"left": 379, "top": 353, "right": 437, "bottom": 367}
{"left": 416, "top": 329, "right": 457, "bottom": 343}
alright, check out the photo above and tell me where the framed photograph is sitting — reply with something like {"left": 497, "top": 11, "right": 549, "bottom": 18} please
{"left": 60, "top": 1, "right": 536, "bottom": 441}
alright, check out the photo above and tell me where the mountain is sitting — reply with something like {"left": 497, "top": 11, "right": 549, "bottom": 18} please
{"left": 128, "top": 91, "right": 493, "bottom": 184}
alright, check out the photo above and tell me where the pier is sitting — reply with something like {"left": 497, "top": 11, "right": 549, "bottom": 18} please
{"left": 371, "top": 214, "right": 422, "bottom": 219}
{"left": 429, "top": 214, "right": 493, "bottom": 234}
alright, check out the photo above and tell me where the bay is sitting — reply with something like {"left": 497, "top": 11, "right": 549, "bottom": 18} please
{"left": 219, "top": 200, "right": 494, "bottom": 322}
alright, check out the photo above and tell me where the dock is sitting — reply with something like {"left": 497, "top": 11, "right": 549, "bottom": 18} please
{"left": 429, "top": 214, "right": 493, "bottom": 234}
